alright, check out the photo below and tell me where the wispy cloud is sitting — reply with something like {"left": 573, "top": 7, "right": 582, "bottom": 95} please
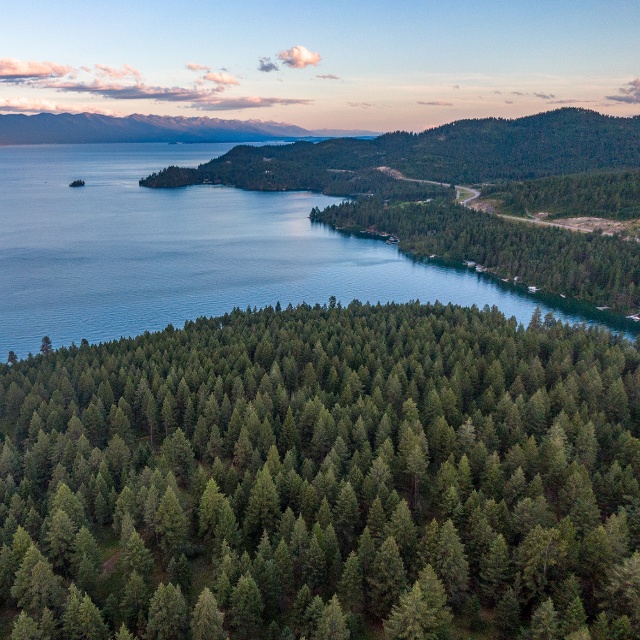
{"left": 348, "top": 102, "right": 374, "bottom": 109}
{"left": 418, "top": 100, "right": 453, "bottom": 106}
{"left": 534, "top": 92, "right": 556, "bottom": 100}
{"left": 202, "top": 71, "right": 239, "bottom": 86}
{"left": 50, "top": 80, "right": 241, "bottom": 103}
{"left": 316, "top": 74, "right": 340, "bottom": 80}
{"left": 547, "top": 98, "right": 595, "bottom": 105}
{"left": 0, "top": 58, "right": 74, "bottom": 82}
{"left": 187, "top": 63, "right": 211, "bottom": 72}
{"left": 192, "top": 96, "right": 313, "bottom": 110}
{"left": 278, "top": 45, "right": 321, "bottom": 69}
{"left": 258, "top": 57, "right": 279, "bottom": 73}
{"left": 0, "top": 97, "right": 120, "bottom": 115}
{"left": 94, "top": 64, "right": 141, "bottom": 80}
{"left": 511, "top": 91, "right": 525, "bottom": 96}
{"left": 606, "top": 78, "right": 640, "bottom": 104}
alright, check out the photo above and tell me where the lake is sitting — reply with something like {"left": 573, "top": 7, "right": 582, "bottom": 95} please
{"left": 0, "top": 142, "right": 637, "bottom": 359}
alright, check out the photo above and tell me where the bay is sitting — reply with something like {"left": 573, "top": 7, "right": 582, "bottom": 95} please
{"left": 0, "top": 142, "right": 636, "bottom": 359}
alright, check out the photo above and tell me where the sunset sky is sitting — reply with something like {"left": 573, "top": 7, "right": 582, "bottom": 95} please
{"left": 2, "top": 0, "right": 639, "bottom": 132}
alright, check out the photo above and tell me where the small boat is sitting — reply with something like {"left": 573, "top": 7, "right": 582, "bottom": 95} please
{"left": 528, "top": 286, "right": 540, "bottom": 293}
{"left": 501, "top": 278, "right": 509, "bottom": 283}
{"left": 386, "top": 236, "right": 399, "bottom": 245}
{"left": 560, "top": 294, "right": 566, "bottom": 298}
{"left": 475, "top": 265, "right": 486, "bottom": 273}
{"left": 626, "top": 314, "right": 640, "bottom": 322}
{"left": 596, "top": 306, "right": 610, "bottom": 311}
{"left": 429, "top": 254, "right": 436, "bottom": 259}
{"left": 463, "top": 260, "right": 476, "bottom": 267}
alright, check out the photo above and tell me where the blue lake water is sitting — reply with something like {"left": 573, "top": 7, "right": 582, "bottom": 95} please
{"left": 0, "top": 142, "right": 637, "bottom": 358}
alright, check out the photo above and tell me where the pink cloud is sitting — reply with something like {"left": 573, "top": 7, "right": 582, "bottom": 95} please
{"left": 187, "top": 62, "right": 211, "bottom": 72}
{"left": 0, "top": 58, "right": 74, "bottom": 82}
{"left": 316, "top": 74, "right": 340, "bottom": 80}
{"left": 0, "top": 97, "right": 121, "bottom": 116}
{"left": 193, "top": 96, "right": 313, "bottom": 111}
{"left": 278, "top": 45, "right": 321, "bottom": 69}
{"left": 203, "top": 71, "right": 239, "bottom": 86}
{"left": 94, "top": 64, "right": 141, "bottom": 79}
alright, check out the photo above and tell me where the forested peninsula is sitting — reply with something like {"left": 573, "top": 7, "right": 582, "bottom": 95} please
{"left": 2, "top": 301, "right": 640, "bottom": 639}
{"left": 139, "top": 108, "right": 640, "bottom": 190}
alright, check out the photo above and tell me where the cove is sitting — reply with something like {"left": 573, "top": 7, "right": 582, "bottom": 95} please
{"left": 0, "top": 142, "right": 637, "bottom": 359}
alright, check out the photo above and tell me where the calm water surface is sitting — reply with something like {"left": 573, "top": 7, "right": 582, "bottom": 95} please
{"left": 0, "top": 143, "right": 637, "bottom": 358}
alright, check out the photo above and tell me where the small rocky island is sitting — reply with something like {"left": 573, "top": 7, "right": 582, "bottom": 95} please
{"left": 69, "top": 179, "right": 85, "bottom": 187}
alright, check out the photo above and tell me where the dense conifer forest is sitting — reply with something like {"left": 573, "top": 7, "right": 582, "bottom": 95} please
{"left": 312, "top": 198, "right": 640, "bottom": 313}
{"left": 1, "top": 302, "right": 640, "bottom": 639}
{"left": 482, "top": 170, "right": 640, "bottom": 219}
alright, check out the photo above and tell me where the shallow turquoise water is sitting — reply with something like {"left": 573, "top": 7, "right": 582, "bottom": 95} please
{"left": 0, "top": 142, "right": 636, "bottom": 358}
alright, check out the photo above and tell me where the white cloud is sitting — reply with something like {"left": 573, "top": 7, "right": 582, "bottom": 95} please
{"left": 278, "top": 45, "right": 321, "bottom": 69}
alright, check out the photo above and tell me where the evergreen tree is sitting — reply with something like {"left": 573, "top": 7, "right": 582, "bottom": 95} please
{"left": 316, "top": 595, "right": 349, "bottom": 640}
{"left": 156, "top": 487, "right": 187, "bottom": 560}
{"left": 334, "top": 482, "right": 360, "bottom": 553}
{"left": 198, "top": 479, "right": 239, "bottom": 551}
{"left": 244, "top": 467, "right": 280, "bottom": 542}
{"left": 62, "top": 585, "right": 110, "bottom": 640}
{"left": 384, "top": 566, "right": 452, "bottom": 640}
{"left": 560, "top": 595, "right": 587, "bottom": 638}
{"left": 120, "top": 570, "right": 149, "bottom": 633}
{"left": 10, "top": 612, "right": 40, "bottom": 640}
{"left": 230, "top": 574, "right": 264, "bottom": 640}
{"left": 191, "top": 587, "right": 227, "bottom": 640}
{"left": 71, "top": 527, "right": 100, "bottom": 596}
{"left": 11, "top": 545, "right": 64, "bottom": 617}
{"left": 530, "top": 598, "right": 559, "bottom": 640}
{"left": 146, "top": 583, "right": 188, "bottom": 640}
{"left": 479, "top": 533, "right": 510, "bottom": 604}
{"left": 368, "top": 536, "right": 407, "bottom": 619}
{"left": 338, "top": 551, "right": 364, "bottom": 614}
{"left": 45, "top": 508, "right": 77, "bottom": 573}
{"left": 121, "top": 530, "right": 153, "bottom": 578}
{"left": 114, "top": 624, "right": 134, "bottom": 640}
{"left": 602, "top": 551, "right": 640, "bottom": 628}
{"left": 494, "top": 587, "right": 520, "bottom": 640}
{"left": 434, "top": 519, "right": 469, "bottom": 607}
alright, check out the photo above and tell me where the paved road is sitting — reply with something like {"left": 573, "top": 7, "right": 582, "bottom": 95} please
{"left": 377, "top": 166, "right": 480, "bottom": 206}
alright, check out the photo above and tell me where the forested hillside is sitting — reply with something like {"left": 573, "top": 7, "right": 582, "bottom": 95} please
{"left": 482, "top": 170, "right": 640, "bottom": 219}
{"left": 1, "top": 302, "right": 640, "bottom": 639}
{"left": 312, "top": 198, "right": 640, "bottom": 313}
{"left": 140, "top": 109, "right": 640, "bottom": 189}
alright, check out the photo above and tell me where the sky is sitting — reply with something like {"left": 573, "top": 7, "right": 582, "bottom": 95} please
{"left": 1, "top": 0, "right": 639, "bottom": 132}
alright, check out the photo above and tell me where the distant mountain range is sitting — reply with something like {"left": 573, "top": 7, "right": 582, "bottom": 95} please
{"left": 0, "top": 112, "right": 379, "bottom": 145}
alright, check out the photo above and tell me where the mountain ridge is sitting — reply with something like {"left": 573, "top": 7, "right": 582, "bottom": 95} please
{"left": 141, "top": 108, "right": 640, "bottom": 188}
{"left": 0, "top": 112, "right": 380, "bottom": 145}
